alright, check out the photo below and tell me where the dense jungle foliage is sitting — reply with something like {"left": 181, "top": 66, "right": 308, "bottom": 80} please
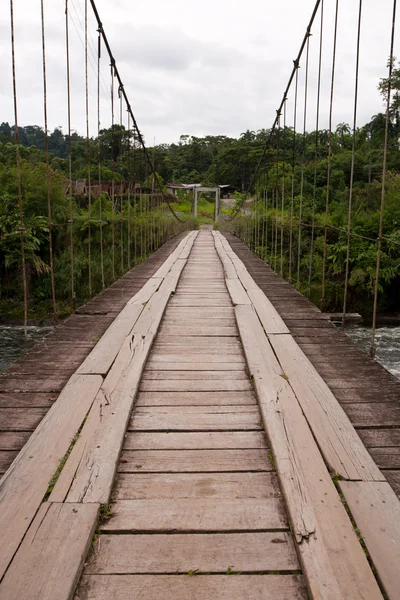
{"left": 1, "top": 66, "right": 400, "bottom": 319}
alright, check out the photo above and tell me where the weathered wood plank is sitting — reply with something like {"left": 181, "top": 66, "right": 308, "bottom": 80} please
{"left": 86, "top": 532, "right": 299, "bottom": 574}
{"left": 0, "top": 392, "right": 56, "bottom": 408}
{"left": 235, "top": 303, "right": 383, "bottom": 600}
{"left": 357, "top": 428, "right": 400, "bottom": 448}
{"left": 145, "top": 361, "right": 244, "bottom": 371}
{"left": 247, "top": 288, "right": 290, "bottom": 334}
{"left": 77, "top": 304, "right": 144, "bottom": 375}
{"left": 369, "top": 447, "right": 400, "bottom": 469}
{"left": 141, "top": 370, "right": 246, "bottom": 380}
{"left": 0, "top": 373, "right": 102, "bottom": 579}
{"left": 136, "top": 391, "right": 257, "bottom": 406}
{"left": 339, "top": 481, "right": 400, "bottom": 600}
{"left": 343, "top": 403, "right": 400, "bottom": 427}
{"left": 79, "top": 574, "right": 308, "bottom": 600}
{"left": 102, "top": 498, "right": 287, "bottom": 532}
{"left": 158, "top": 326, "right": 238, "bottom": 336}
{"left": 118, "top": 449, "right": 271, "bottom": 472}
{"left": 0, "top": 407, "right": 47, "bottom": 431}
{"left": 0, "top": 502, "right": 99, "bottom": 600}
{"left": 124, "top": 431, "right": 267, "bottom": 450}
{"left": 139, "top": 380, "right": 253, "bottom": 392}
{"left": 0, "top": 431, "right": 31, "bottom": 450}
{"left": 226, "top": 279, "right": 252, "bottom": 305}
{"left": 130, "top": 411, "right": 260, "bottom": 430}
{"left": 113, "top": 471, "right": 281, "bottom": 500}
{"left": 148, "top": 353, "right": 244, "bottom": 363}
{"left": 269, "top": 333, "right": 383, "bottom": 481}
{"left": 54, "top": 276, "right": 177, "bottom": 504}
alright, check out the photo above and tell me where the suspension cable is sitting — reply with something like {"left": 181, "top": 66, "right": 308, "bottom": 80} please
{"left": 296, "top": 34, "right": 310, "bottom": 290}
{"left": 65, "top": 0, "right": 76, "bottom": 308}
{"left": 289, "top": 67, "right": 299, "bottom": 283}
{"left": 370, "top": 0, "right": 397, "bottom": 357}
{"left": 321, "top": 0, "right": 339, "bottom": 311}
{"left": 85, "top": 0, "right": 92, "bottom": 297}
{"left": 307, "top": 0, "right": 324, "bottom": 297}
{"left": 97, "top": 24, "right": 105, "bottom": 289}
{"left": 342, "top": 0, "right": 363, "bottom": 326}
{"left": 9, "top": 0, "right": 28, "bottom": 337}
{"left": 41, "top": 0, "right": 57, "bottom": 319}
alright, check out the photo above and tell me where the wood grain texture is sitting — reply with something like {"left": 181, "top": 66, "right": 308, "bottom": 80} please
{"left": 269, "top": 333, "right": 383, "bottom": 481}
{"left": 86, "top": 532, "right": 299, "bottom": 574}
{"left": 103, "top": 497, "right": 287, "bottom": 532}
{"left": 0, "top": 502, "right": 99, "bottom": 600}
{"left": 118, "top": 448, "right": 271, "bottom": 472}
{"left": 123, "top": 431, "right": 267, "bottom": 450}
{"left": 339, "top": 481, "right": 400, "bottom": 600}
{"left": 79, "top": 574, "right": 308, "bottom": 600}
{"left": 235, "top": 303, "right": 383, "bottom": 600}
{"left": 113, "top": 472, "right": 281, "bottom": 500}
{"left": 139, "top": 380, "right": 252, "bottom": 392}
{"left": 0, "top": 373, "right": 102, "bottom": 579}
{"left": 136, "top": 390, "right": 256, "bottom": 406}
{"left": 129, "top": 410, "right": 260, "bottom": 430}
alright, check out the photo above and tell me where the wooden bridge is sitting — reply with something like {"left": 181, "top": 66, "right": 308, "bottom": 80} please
{"left": 0, "top": 229, "right": 400, "bottom": 600}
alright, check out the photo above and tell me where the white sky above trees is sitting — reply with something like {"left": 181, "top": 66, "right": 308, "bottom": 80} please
{"left": 0, "top": 0, "right": 397, "bottom": 144}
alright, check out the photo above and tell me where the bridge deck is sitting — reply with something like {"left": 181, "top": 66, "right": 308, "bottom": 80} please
{"left": 0, "top": 230, "right": 399, "bottom": 599}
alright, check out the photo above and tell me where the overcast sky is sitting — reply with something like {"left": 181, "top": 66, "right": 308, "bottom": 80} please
{"left": 0, "top": 0, "right": 397, "bottom": 144}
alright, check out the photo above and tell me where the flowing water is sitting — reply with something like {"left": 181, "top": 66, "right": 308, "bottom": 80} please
{"left": 0, "top": 326, "right": 53, "bottom": 373}
{"left": 345, "top": 324, "right": 400, "bottom": 380}
{"left": 0, "top": 323, "right": 399, "bottom": 382}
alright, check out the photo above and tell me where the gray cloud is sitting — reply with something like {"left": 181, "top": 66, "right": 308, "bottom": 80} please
{"left": 0, "top": 0, "right": 397, "bottom": 144}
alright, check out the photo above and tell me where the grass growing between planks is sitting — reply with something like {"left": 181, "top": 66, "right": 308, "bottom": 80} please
{"left": 43, "top": 415, "right": 88, "bottom": 500}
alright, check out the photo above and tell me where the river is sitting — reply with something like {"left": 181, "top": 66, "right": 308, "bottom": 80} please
{"left": 0, "top": 323, "right": 399, "bottom": 381}
{"left": 344, "top": 324, "right": 400, "bottom": 380}
{"left": 0, "top": 326, "right": 53, "bottom": 373}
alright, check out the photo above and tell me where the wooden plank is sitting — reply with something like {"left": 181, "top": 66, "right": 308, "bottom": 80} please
{"left": 124, "top": 431, "right": 267, "bottom": 450}
{"left": 339, "top": 481, "right": 400, "bottom": 600}
{"left": 154, "top": 336, "right": 240, "bottom": 347}
{"left": 343, "top": 403, "right": 400, "bottom": 428}
{"left": 136, "top": 391, "right": 257, "bottom": 406}
{"left": 118, "top": 449, "right": 271, "bottom": 472}
{"left": 386, "top": 471, "right": 400, "bottom": 496}
{"left": 247, "top": 288, "right": 290, "bottom": 334}
{"left": 158, "top": 326, "right": 237, "bottom": 336}
{"left": 145, "top": 361, "right": 244, "bottom": 371}
{"left": 0, "top": 373, "right": 102, "bottom": 579}
{"left": 0, "top": 451, "right": 18, "bottom": 474}
{"left": 269, "top": 334, "right": 383, "bottom": 481}
{"left": 79, "top": 574, "right": 308, "bottom": 600}
{"left": 168, "top": 299, "right": 232, "bottom": 306}
{"left": 135, "top": 405, "right": 258, "bottom": 414}
{"left": 369, "top": 447, "right": 400, "bottom": 469}
{"left": 226, "top": 279, "right": 252, "bottom": 305}
{"left": 139, "top": 380, "right": 253, "bottom": 392}
{"left": 141, "top": 370, "right": 246, "bottom": 380}
{"left": 235, "top": 303, "right": 383, "bottom": 600}
{"left": 147, "top": 353, "right": 245, "bottom": 363}
{"left": 114, "top": 471, "right": 281, "bottom": 500}
{"left": 0, "top": 407, "right": 47, "bottom": 431}
{"left": 102, "top": 498, "right": 287, "bottom": 532}
{"left": 77, "top": 304, "right": 144, "bottom": 375}
{"left": 357, "top": 428, "right": 400, "bottom": 448}
{"left": 0, "top": 431, "right": 31, "bottom": 450}
{"left": 86, "top": 532, "right": 299, "bottom": 574}
{"left": 126, "top": 276, "right": 162, "bottom": 305}
{"left": 0, "top": 392, "right": 56, "bottom": 408}
{"left": 130, "top": 411, "right": 260, "bottom": 431}
{"left": 0, "top": 502, "right": 99, "bottom": 600}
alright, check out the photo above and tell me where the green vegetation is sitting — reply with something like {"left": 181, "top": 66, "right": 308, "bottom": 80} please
{"left": 2, "top": 64, "right": 400, "bottom": 318}
{"left": 226, "top": 65, "right": 400, "bottom": 316}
